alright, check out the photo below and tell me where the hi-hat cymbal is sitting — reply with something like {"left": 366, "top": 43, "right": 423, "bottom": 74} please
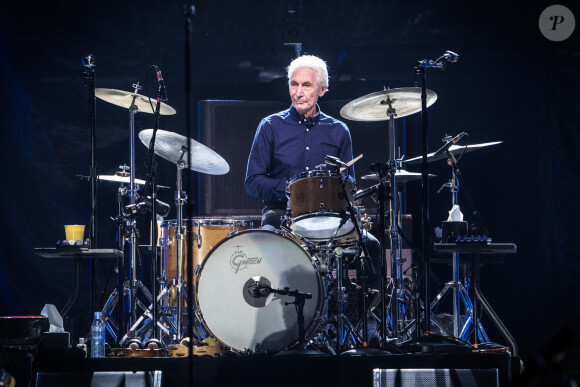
{"left": 95, "top": 88, "right": 176, "bottom": 115}
{"left": 404, "top": 141, "right": 503, "bottom": 165}
{"left": 139, "top": 129, "right": 230, "bottom": 175}
{"left": 340, "top": 87, "right": 437, "bottom": 121}
{"left": 361, "top": 170, "right": 436, "bottom": 183}
{"left": 77, "top": 174, "right": 170, "bottom": 188}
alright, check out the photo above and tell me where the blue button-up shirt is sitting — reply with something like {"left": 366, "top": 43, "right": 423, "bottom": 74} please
{"left": 245, "top": 104, "right": 354, "bottom": 207}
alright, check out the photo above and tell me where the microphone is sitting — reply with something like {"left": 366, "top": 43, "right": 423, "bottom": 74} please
{"left": 125, "top": 196, "right": 171, "bottom": 218}
{"left": 433, "top": 132, "right": 467, "bottom": 157}
{"left": 155, "top": 67, "right": 168, "bottom": 102}
{"left": 82, "top": 54, "right": 95, "bottom": 68}
{"left": 325, "top": 155, "right": 348, "bottom": 168}
{"left": 353, "top": 183, "right": 381, "bottom": 201}
{"left": 443, "top": 50, "right": 459, "bottom": 62}
{"left": 250, "top": 281, "right": 272, "bottom": 298}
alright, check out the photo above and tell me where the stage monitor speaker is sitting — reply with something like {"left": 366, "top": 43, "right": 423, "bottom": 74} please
{"left": 35, "top": 370, "right": 162, "bottom": 387}
{"left": 198, "top": 100, "right": 287, "bottom": 216}
{"left": 373, "top": 368, "right": 499, "bottom": 387}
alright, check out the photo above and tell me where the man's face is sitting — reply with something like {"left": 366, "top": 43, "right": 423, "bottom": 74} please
{"left": 289, "top": 67, "right": 327, "bottom": 118}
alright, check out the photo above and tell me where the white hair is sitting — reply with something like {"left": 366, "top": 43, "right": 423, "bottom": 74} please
{"left": 287, "top": 55, "right": 329, "bottom": 89}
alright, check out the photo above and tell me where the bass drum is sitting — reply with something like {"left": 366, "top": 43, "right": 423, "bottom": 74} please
{"left": 195, "top": 229, "right": 324, "bottom": 354}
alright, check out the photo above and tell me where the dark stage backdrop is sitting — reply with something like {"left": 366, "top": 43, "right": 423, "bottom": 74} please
{"left": 1, "top": 0, "right": 579, "bottom": 367}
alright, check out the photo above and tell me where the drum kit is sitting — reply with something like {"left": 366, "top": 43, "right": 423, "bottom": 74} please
{"left": 89, "top": 81, "right": 501, "bottom": 356}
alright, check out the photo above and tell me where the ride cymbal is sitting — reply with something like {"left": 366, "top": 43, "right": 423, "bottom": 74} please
{"left": 95, "top": 88, "right": 176, "bottom": 115}
{"left": 340, "top": 87, "right": 437, "bottom": 121}
{"left": 139, "top": 129, "right": 230, "bottom": 175}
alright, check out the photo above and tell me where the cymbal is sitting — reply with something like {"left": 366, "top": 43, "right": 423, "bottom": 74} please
{"left": 77, "top": 174, "right": 170, "bottom": 188}
{"left": 95, "top": 88, "right": 176, "bottom": 115}
{"left": 139, "top": 129, "right": 230, "bottom": 175}
{"left": 361, "top": 170, "right": 436, "bottom": 183}
{"left": 405, "top": 141, "right": 503, "bottom": 165}
{"left": 340, "top": 87, "right": 437, "bottom": 121}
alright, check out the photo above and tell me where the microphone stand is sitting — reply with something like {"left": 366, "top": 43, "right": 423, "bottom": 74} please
{"left": 183, "top": 4, "right": 196, "bottom": 366}
{"left": 415, "top": 51, "right": 458, "bottom": 335}
{"left": 82, "top": 54, "right": 98, "bottom": 317}
{"left": 143, "top": 83, "right": 163, "bottom": 343}
{"left": 255, "top": 284, "right": 312, "bottom": 345}
{"left": 417, "top": 62, "right": 431, "bottom": 335}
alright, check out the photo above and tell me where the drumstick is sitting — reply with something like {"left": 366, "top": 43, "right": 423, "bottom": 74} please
{"left": 340, "top": 154, "right": 363, "bottom": 172}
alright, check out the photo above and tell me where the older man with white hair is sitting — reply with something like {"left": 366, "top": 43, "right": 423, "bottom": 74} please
{"left": 245, "top": 55, "right": 354, "bottom": 228}
{"left": 245, "top": 55, "right": 382, "bottom": 343}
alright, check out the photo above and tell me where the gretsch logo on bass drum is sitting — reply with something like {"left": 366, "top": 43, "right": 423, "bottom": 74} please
{"left": 230, "top": 245, "right": 262, "bottom": 273}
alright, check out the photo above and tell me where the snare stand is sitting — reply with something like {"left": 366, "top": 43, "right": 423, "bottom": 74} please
{"left": 326, "top": 165, "right": 376, "bottom": 351}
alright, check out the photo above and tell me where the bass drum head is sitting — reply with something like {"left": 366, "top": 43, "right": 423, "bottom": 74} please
{"left": 196, "top": 230, "right": 323, "bottom": 354}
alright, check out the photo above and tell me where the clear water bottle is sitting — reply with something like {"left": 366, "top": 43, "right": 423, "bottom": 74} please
{"left": 91, "top": 311, "right": 105, "bottom": 358}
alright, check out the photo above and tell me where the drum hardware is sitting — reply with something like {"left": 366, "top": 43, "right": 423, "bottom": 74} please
{"left": 429, "top": 134, "right": 490, "bottom": 342}
{"left": 95, "top": 81, "right": 178, "bottom": 345}
{"left": 341, "top": 87, "right": 439, "bottom": 346}
{"left": 332, "top": 247, "right": 365, "bottom": 351}
{"left": 136, "top": 129, "right": 230, "bottom": 344}
{"left": 319, "top": 160, "right": 379, "bottom": 352}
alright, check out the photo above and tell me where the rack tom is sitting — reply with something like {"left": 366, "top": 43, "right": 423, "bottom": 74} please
{"left": 286, "top": 170, "right": 356, "bottom": 240}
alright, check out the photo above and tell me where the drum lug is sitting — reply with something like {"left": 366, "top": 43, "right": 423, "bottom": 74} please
{"left": 319, "top": 179, "right": 324, "bottom": 189}
{"left": 196, "top": 233, "right": 202, "bottom": 248}
{"left": 320, "top": 200, "right": 325, "bottom": 210}
{"left": 227, "top": 229, "right": 239, "bottom": 237}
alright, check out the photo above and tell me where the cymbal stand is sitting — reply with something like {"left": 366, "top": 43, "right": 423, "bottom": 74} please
{"left": 125, "top": 83, "right": 154, "bottom": 341}
{"left": 383, "top": 101, "right": 404, "bottom": 343}
{"left": 384, "top": 173, "right": 420, "bottom": 341}
{"left": 173, "top": 148, "right": 188, "bottom": 341}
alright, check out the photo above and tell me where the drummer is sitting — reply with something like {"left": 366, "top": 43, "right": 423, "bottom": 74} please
{"left": 244, "top": 55, "right": 382, "bottom": 294}
{"left": 244, "top": 54, "right": 354, "bottom": 229}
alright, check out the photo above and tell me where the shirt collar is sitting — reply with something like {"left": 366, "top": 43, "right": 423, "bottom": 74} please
{"left": 289, "top": 104, "right": 321, "bottom": 126}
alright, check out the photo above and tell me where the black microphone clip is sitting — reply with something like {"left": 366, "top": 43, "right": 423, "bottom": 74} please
{"left": 433, "top": 132, "right": 467, "bottom": 157}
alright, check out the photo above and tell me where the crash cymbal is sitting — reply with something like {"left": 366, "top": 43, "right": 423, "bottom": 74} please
{"left": 405, "top": 141, "right": 503, "bottom": 165}
{"left": 95, "top": 88, "right": 176, "bottom": 115}
{"left": 139, "top": 129, "right": 230, "bottom": 175}
{"left": 361, "top": 170, "right": 436, "bottom": 183}
{"left": 340, "top": 87, "right": 437, "bottom": 121}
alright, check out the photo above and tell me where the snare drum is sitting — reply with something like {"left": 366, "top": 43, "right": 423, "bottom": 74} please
{"left": 162, "top": 218, "right": 253, "bottom": 293}
{"left": 195, "top": 229, "right": 324, "bottom": 353}
{"left": 286, "top": 170, "right": 356, "bottom": 240}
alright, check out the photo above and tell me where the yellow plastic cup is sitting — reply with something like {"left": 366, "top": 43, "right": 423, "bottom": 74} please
{"left": 65, "top": 225, "right": 86, "bottom": 245}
